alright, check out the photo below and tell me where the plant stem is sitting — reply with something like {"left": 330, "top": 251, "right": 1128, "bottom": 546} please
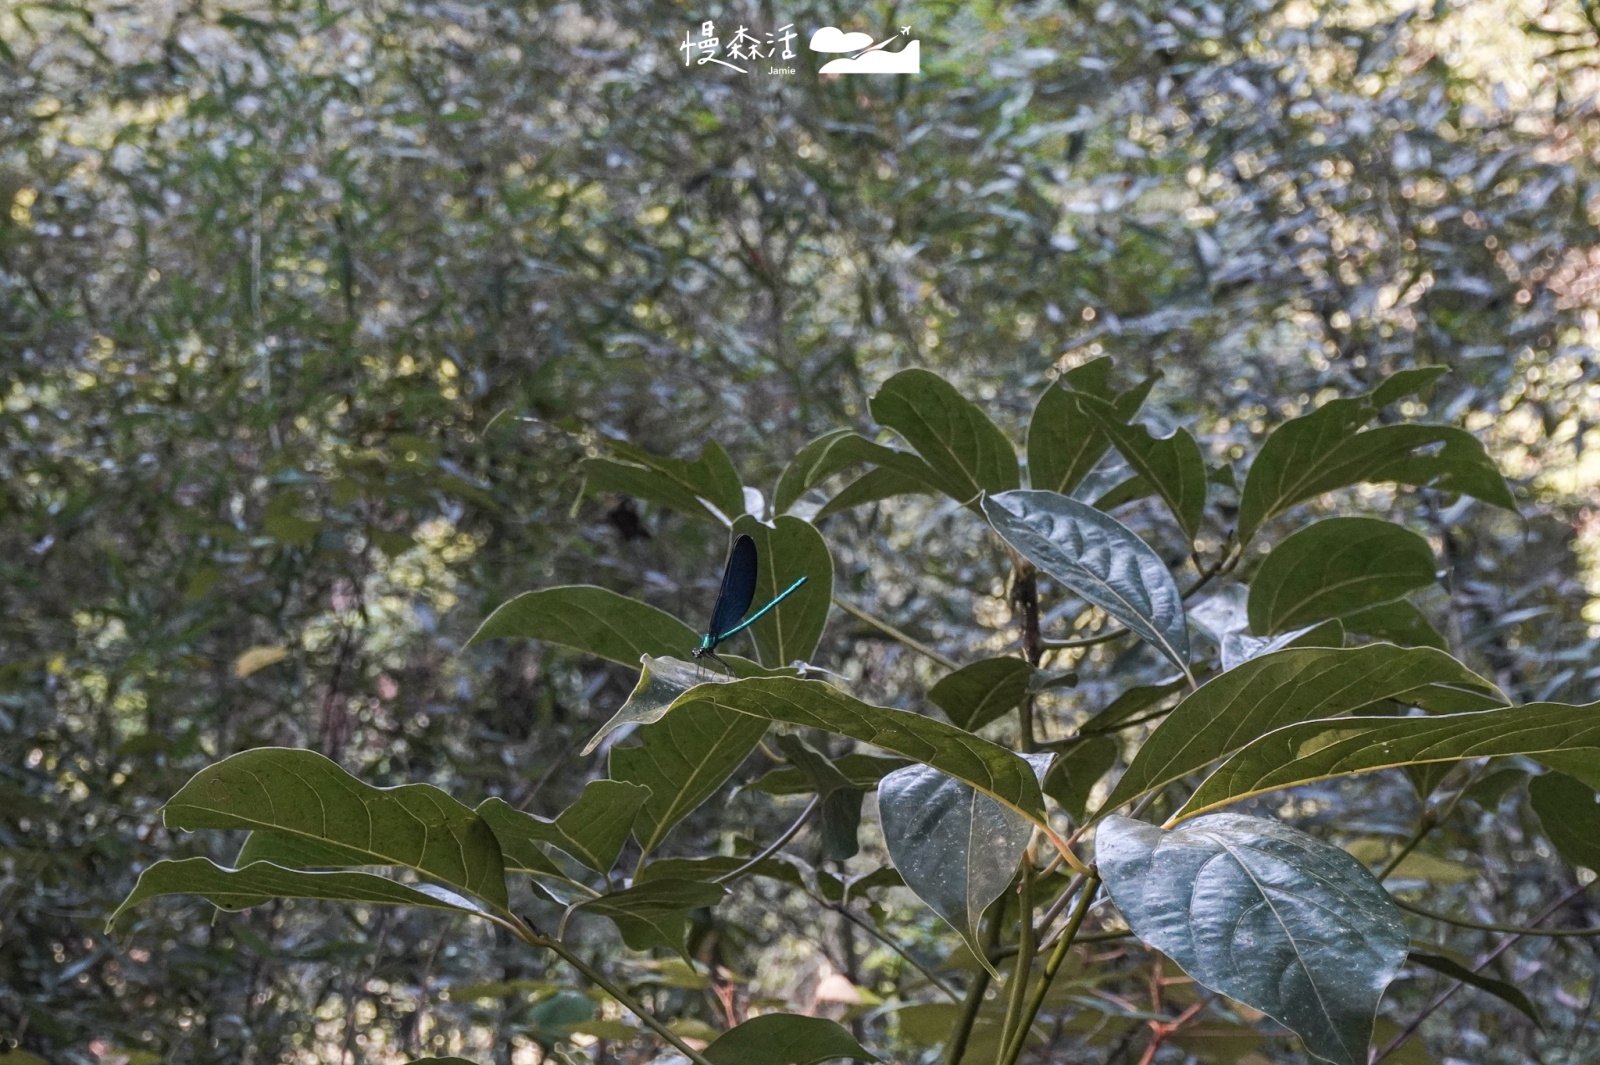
{"left": 804, "top": 887, "right": 960, "bottom": 1002}
{"left": 831, "top": 595, "right": 959, "bottom": 671}
{"left": 997, "top": 856, "right": 1038, "bottom": 1056}
{"left": 999, "top": 875, "right": 1101, "bottom": 1065}
{"left": 715, "top": 796, "right": 818, "bottom": 884}
{"left": 502, "top": 915, "right": 717, "bottom": 1065}
{"left": 1374, "top": 882, "right": 1588, "bottom": 1063}
{"left": 1394, "top": 895, "right": 1600, "bottom": 936}
{"left": 943, "top": 908, "right": 1004, "bottom": 1065}
{"left": 1040, "top": 627, "right": 1126, "bottom": 650}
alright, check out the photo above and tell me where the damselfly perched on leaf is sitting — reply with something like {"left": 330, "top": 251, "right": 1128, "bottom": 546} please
{"left": 692, "top": 533, "right": 807, "bottom": 673}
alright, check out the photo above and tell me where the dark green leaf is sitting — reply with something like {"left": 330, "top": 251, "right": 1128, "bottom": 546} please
{"left": 1237, "top": 369, "right": 1515, "bottom": 543}
{"left": 1341, "top": 600, "right": 1449, "bottom": 651}
{"left": 474, "top": 800, "right": 574, "bottom": 879}
{"left": 981, "top": 490, "right": 1191, "bottom": 678}
{"left": 775, "top": 432, "right": 943, "bottom": 515}
{"left": 109, "top": 858, "right": 483, "bottom": 930}
{"left": 467, "top": 585, "right": 697, "bottom": 667}
{"left": 746, "top": 754, "right": 911, "bottom": 795}
{"left": 477, "top": 779, "right": 650, "bottom": 873}
{"left": 704, "top": 1014, "right": 877, "bottom": 1064}
{"left": 774, "top": 734, "right": 863, "bottom": 861}
{"left": 774, "top": 429, "right": 857, "bottom": 513}
{"left": 589, "top": 658, "right": 1047, "bottom": 828}
{"left": 1248, "top": 518, "right": 1437, "bottom": 635}
{"left": 573, "top": 878, "right": 726, "bottom": 955}
{"left": 879, "top": 759, "right": 1043, "bottom": 977}
{"left": 815, "top": 466, "right": 939, "bottom": 519}
{"left": 1098, "top": 813, "right": 1408, "bottom": 1065}
{"left": 1066, "top": 391, "right": 1207, "bottom": 541}
{"left": 871, "top": 369, "right": 1020, "bottom": 501}
{"left": 580, "top": 458, "right": 723, "bottom": 523}
{"left": 1097, "top": 646, "right": 1502, "bottom": 817}
{"left": 730, "top": 515, "right": 833, "bottom": 667}
{"left": 1025, "top": 360, "right": 1154, "bottom": 495}
{"left": 927, "top": 657, "right": 1036, "bottom": 731}
{"left": 1043, "top": 735, "right": 1119, "bottom": 820}
{"left": 1407, "top": 950, "right": 1540, "bottom": 1025}
{"left": 607, "top": 439, "right": 747, "bottom": 518}
{"left": 162, "top": 748, "right": 507, "bottom": 908}
{"left": 1529, "top": 770, "right": 1600, "bottom": 873}
{"left": 1179, "top": 700, "right": 1600, "bottom": 818}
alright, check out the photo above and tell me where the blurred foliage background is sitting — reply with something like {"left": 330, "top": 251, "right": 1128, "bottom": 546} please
{"left": 3, "top": 0, "right": 1600, "bottom": 1062}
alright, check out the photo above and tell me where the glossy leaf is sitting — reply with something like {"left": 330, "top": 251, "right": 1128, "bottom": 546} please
{"left": 1237, "top": 368, "right": 1515, "bottom": 543}
{"left": 590, "top": 658, "right": 1048, "bottom": 827}
{"left": 1066, "top": 390, "right": 1207, "bottom": 540}
{"left": 871, "top": 369, "right": 1020, "bottom": 501}
{"left": 927, "top": 657, "right": 1036, "bottom": 731}
{"left": 879, "top": 757, "right": 1050, "bottom": 977}
{"left": 1248, "top": 518, "right": 1436, "bottom": 635}
{"left": 467, "top": 585, "right": 698, "bottom": 667}
{"left": 109, "top": 857, "right": 484, "bottom": 930}
{"left": 981, "top": 489, "right": 1190, "bottom": 677}
{"left": 703, "top": 1013, "right": 877, "bottom": 1064}
{"left": 1096, "top": 646, "right": 1501, "bottom": 817}
{"left": 1025, "top": 359, "right": 1155, "bottom": 495}
{"left": 730, "top": 514, "right": 833, "bottom": 667}
{"left": 477, "top": 780, "right": 649, "bottom": 873}
{"left": 746, "top": 754, "right": 910, "bottom": 795}
{"left": 1179, "top": 700, "right": 1600, "bottom": 818}
{"left": 1529, "top": 770, "right": 1600, "bottom": 873}
{"left": 1098, "top": 813, "right": 1408, "bottom": 1065}
{"left": 162, "top": 748, "right": 507, "bottom": 908}
{"left": 573, "top": 878, "right": 726, "bottom": 955}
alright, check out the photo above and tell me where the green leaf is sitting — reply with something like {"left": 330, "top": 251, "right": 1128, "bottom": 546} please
{"left": 109, "top": 857, "right": 483, "bottom": 930}
{"left": 581, "top": 458, "right": 723, "bottom": 523}
{"left": 1043, "top": 735, "right": 1119, "bottom": 820}
{"left": 703, "top": 1013, "right": 877, "bottom": 1064}
{"left": 775, "top": 431, "right": 944, "bottom": 514}
{"left": 590, "top": 658, "right": 1047, "bottom": 828}
{"left": 612, "top": 702, "right": 770, "bottom": 859}
{"left": 1236, "top": 369, "right": 1515, "bottom": 543}
{"left": 871, "top": 369, "right": 1020, "bottom": 502}
{"left": 1025, "top": 360, "right": 1155, "bottom": 495}
{"left": 815, "top": 466, "right": 938, "bottom": 519}
{"left": 573, "top": 878, "right": 726, "bottom": 955}
{"left": 162, "top": 748, "right": 507, "bottom": 908}
{"left": 1341, "top": 600, "right": 1448, "bottom": 651}
{"left": 730, "top": 515, "right": 834, "bottom": 667}
{"left": 1065, "top": 391, "right": 1207, "bottom": 541}
{"left": 879, "top": 760, "right": 1044, "bottom": 978}
{"left": 1248, "top": 518, "right": 1437, "bottom": 635}
{"left": 927, "top": 657, "right": 1036, "bottom": 731}
{"left": 1407, "top": 950, "right": 1540, "bottom": 1026}
{"left": 775, "top": 429, "right": 858, "bottom": 513}
{"left": 1078, "top": 679, "right": 1188, "bottom": 734}
{"left": 477, "top": 780, "right": 650, "bottom": 873}
{"left": 1098, "top": 813, "right": 1408, "bottom": 1065}
{"left": 1178, "top": 700, "right": 1600, "bottom": 818}
{"left": 1096, "top": 646, "right": 1502, "bottom": 817}
{"left": 607, "top": 439, "right": 747, "bottom": 519}
{"left": 981, "top": 490, "right": 1190, "bottom": 678}
{"left": 467, "top": 585, "right": 697, "bottom": 667}
{"left": 473, "top": 800, "right": 570, "bottom": 881}
{"left": 1529, "top": 770, "right": 1600, "bottom": 873}
{"left": 773, "top": 734, "right": 863, "bottom": 861}
{"left": 746, "top": 754, "right": 910, "bottom": 795}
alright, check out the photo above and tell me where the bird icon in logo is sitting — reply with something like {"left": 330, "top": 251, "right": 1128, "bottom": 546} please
{"left": 808, "top": 25, "right": 920, "bottom": 74}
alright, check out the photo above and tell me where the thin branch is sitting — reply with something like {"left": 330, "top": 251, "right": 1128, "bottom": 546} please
{"left": 805, "top": 887, "right": 960, "bottom": 1003}
{"left": 998, "top": 875, "right": 1102, "bottom": 1065}
{"left": 1394, "top": 896, "right": 1600, "bottom": 937}
{"left": 715, "top": 797, "right": 818, "bottom": 884}
{"left": 831, "top": 595, "right": 959, "bottom": 671}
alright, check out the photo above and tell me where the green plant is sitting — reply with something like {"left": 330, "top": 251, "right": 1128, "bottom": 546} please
{"left": 114, "top": 364, "right": 1597, "bottom": 1065}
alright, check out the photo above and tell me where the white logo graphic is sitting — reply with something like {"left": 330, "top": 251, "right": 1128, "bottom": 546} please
{"left": 809, "top": 25, "right": 920, "bottom": 74}
{"left": 680, "top": 20, "right": 797, "bottom": 74}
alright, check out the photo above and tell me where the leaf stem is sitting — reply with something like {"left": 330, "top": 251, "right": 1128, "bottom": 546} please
{"left": 831, "top": 595, "right": 959, "bottom": 671}
{"left": 1394, "top": 896, "right": 1600, "bottom": 936}
{"left": 715, "top": 796, "right": 818, "bottom": 884}
{"left": 998, "top": 874, "right": 1101, "bottom": 1065}
{"left": 942, "top": 907, "right": 1004, "bottom": 1065}
{"left": 499, "top": 914, "right": 713, "bottom": 1061}
{"left": 997, "top": 856, "right": 1038, "bottom": 1055}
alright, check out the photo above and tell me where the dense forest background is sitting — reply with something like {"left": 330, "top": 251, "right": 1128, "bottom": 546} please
{"left": 4, "top": 0, "right": 1600, "bottom": 1063}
